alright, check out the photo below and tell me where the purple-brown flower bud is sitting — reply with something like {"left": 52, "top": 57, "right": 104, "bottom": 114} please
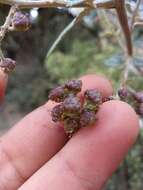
{"left": 84, "top": 89, "right": 102, "bottom": 104}
{"left": 118, "top": 88, "right": 129, "bottom": 100}
{"left": 64, "top": 118, "right": 79, "bottom": 135}
{"left": 63, "top": 94, "right": 81, "bottom": 113}
{"left": 0, "top": 58, "right": 16, "bottom": 73}
{"left": 51, "top": 104, "right": 64, "bottom": 122}
{"left": 137, "top": 103, "right": 143, "bottom": 116}
{"left": 12, "top": 11, "right": 31, "bottom": 31}
{"left": 48, "top": 86, "right": 66, "bottom": 102}
{"left": 64, "top": 80, "right": 82, "bottom": 94}
{"left": 80, "top": 109, "right": 96, "bottom": 127}
{"left": 134, "top": 91, "right": 143, "bottom": 103}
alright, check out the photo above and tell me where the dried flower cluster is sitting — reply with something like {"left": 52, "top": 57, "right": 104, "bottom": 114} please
{"left": 49, "top": 79, "right": 143, "bottom": 137}
{"left": 49, "top": 79, "right": 102, "bottom": 137}
{"left": 118, "top": 88, "right": 143, "bottom": 116}
{"left": 0, "top": 9, "right": 31, "bottom": 73}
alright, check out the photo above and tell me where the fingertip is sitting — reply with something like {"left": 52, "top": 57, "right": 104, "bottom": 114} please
{"left": 98, "top": 100, "right": 139, "bottom": 146}
{"left": 80, "top": 74, "right": 113, "bottom": 98}
{"left": 58, "top": 100, "right": 139, "bottom": 190}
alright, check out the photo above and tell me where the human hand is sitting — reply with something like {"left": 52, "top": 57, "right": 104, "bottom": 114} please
{"left": 0, "top": 73, "right": 139, "bottom": 190}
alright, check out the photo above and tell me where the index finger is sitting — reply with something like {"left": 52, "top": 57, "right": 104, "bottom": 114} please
{"left": 0, "top": 74, "right": 113, "bottom": 190}
{"left": 18, "top": 101, "right": 139, "bottom": 190}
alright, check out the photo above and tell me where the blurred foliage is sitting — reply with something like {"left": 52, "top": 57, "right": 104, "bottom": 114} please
{"left": 45, "top": 39, "right": 143, "bottom": 92}
{"left": 7, "top": 69, "right": 56, "bottom": 112}
{"left": 45, "top": 40, "right": 120, "bottom": 85}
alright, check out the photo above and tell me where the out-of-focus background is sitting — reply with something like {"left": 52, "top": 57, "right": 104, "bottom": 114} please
{"left": 0, "top": 1, "right": 143, "bottom": 189}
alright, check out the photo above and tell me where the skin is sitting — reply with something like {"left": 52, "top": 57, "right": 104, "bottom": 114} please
{"left": 0, "top": 73, "right": 139, "bottom": 190}
{"left": 0, "top": 69, "right": 8, "bottom": 103}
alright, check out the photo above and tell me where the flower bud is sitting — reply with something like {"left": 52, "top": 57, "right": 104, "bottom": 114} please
{"left": 64, "top": 80, "right": 82, "bottom": 94}
{"left": 118, "top": 88, "right": 129, "bottom": 100}
{"left": 0, "top": 58, "right": 16, "bottom": 73}
{"left": 64, "top": 118, "right": 79, "bottom": 136}
{"left": 84, "top": 89, "right": 102, "bottom": 104}
{"left": 51, "top": 104, "right": 64, "bottom": 122}
{"left": 12, "top": 11, "right": 31, "bottom": 31}
{"left": 134, "top": 91, "right": 143, "bottom": 103}
{"left": 80, "top": 109, "right": 96, "bottom": 127}
{"left": 137, "top": 103, "right": 143, "bottom": 116}
{"left": 49, "top": 86, "right": 66, "bottom": 102}
{"left": 63, "top": 94, "right": 81, "bottom": 113}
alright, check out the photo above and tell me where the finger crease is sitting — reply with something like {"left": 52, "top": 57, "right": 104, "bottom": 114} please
{"left": 63, "top": 158, "right": 95, "bottom": 190}
{"left": 0, "top": 143, "right": 27, "bottom": 182}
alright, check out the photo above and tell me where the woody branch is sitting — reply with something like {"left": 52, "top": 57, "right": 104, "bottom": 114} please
{"left": 0, "top": 0, "right": 115, "bottom": 9}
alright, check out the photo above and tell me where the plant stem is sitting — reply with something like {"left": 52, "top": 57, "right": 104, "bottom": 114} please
{"left": 119, "top": 0, "right": 142, "bottom": 89}
{"left": 131, "top": 0, "right": 141, "bottom": 32}
{"left": 115, "top": 0, "right": 133, "bottom": 56}
{"left": 0, "top": 0, "right": 115, "bottom": 9}
{"left": 0, "top": 5, "right": 17, "bottom": 44}
{"left": 0, "top": 0, "right": 93, "bottom": 8}
{"left": 47, "top": 17, "right": 77, "bottom": 58}
{"left": 47, "top": 7, "right": 91, "bottom": 58}
{"left": 0, "top": 48, "right": 4, "bottom": 59}
{"left": 121, "top": 55, "right": 133, "bottom": 87}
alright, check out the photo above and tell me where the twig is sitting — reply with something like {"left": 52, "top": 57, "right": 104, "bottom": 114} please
{"left": 0, "top": 5, "right": 18, "bottom": 44}
{"left": 119, "top": 0, "right": 142, "bottom": 88}
{"left": 121, "top": 55, "right": 133, "bottom": 87}
{"left": 131, "top": 0, "right": 141, "bottom": 32}
{"left": 47, "top": 17, "right": 77, "bottom": 58}
{"left": 0, "top": 0, "right": 115, "bottom": 9}
{"left": 47, "top": 8, "right": 91, "bottom": 58}
{"left": 115, "top": 0, "right": 133, "bottom": 56}
{"left": 0, "top": 48, "right": 4, "bottom": 59}
{"left": 0, "top": 5, "right": 17, "bottom": 61}
{"left": 0, "top": 0, "right": 94, "bottom": 8}
{"left": 100, "top": 10, "right": 126, "bottom": 52}
{"left": 134, "top": 21, "right": 143, "bottom": 27}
